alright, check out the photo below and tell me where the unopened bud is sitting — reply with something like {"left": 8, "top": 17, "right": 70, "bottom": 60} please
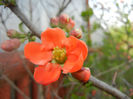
{"left": 7, "top": 29, "right": 26, "bottom": 39}
{"left": 70, "top": 29, "right": 82, "bottom": 39}
{"left": 59, "top": 14, "right": 69, "bottom": 25}
{"left": 72, "top": 67, "right": 91, "bottom": 83}
{"left": 50, "top": 17, "right": 59, "bottom": 27}
{"left": 7, "top": 29, "right": 17, "bottom": 38}
{"left": 1, "top": 38, "right": 21, "bottom": 52}
{"left": 66, "top": 19, "right": 75, "bottom": 31}
{"left": 29, "top": 36, "right": 36, "bottom": 42}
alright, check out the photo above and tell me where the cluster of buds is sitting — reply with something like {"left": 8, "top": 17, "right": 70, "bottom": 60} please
{"left": 50, "top": 14, "right": 75, "bottom": 32}
{"left": 1, "top": 38, "right": 21, "bottom": 52}
{"left": 1, "top": 29, "right": 37, "bottom": 52}
{"left": 1, "top": 29, "right": 27, "bottom": 52}
{"left": 59, "top": 14, "right": 75, "bottom": 31}
{"left": 1, "top": 29, "right": 23, "bottom": 52}
{"left": 50, "top": 14, "right": 83, "bottom": 39}
{"left": 71, "top": 67, "right": 91, "bottom": 83}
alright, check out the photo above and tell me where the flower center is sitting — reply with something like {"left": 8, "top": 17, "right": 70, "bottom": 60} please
{"left": 52, "top": 47, "right": 67, "bottom": 64}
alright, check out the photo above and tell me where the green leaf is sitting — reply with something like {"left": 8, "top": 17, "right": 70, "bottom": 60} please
{"left": 5, "top": 0, "right": 16, "bottom": 5}
{"left": 80, "top": 25, "right": 85, "bottom": 33}
{"left": 71, "top": 94, "right": 86, "bottom": 99}
{"left": 116, "top": 2, "right": 119, "bottom": 7}
{"left": 20, "top": 38, "right": 26, "bottom": 43}
{"left": 71, "top": 94, "right": 78, "bottom": 99}
{"left": 71, "top": 16, "right": 75, "bottom": 20}
{"left": 92, "top": 22, "right": 100, "bottom": 32}
{"left": 88, "top": 8, "right": 93, "bottom": 17}
{"left": 18, "top": 34, "right": 26, "bottom": 38}
{"left": 81, "top": 8, "right": 93, "bottom": 17}
{"left": 0, "top": 0, "right": 3, "bottom": 5}
{"left": 81, "top": 8, "right": 93, "bottom": 21}
{"left": 19, "top": 22, "right": 26, "bottom": 33}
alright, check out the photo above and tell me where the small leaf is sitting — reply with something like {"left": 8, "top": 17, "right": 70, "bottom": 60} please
{"left": 20, "top": 39, "right": 25, "bottom": 43}
{"left": 92, "top": 22, "right": 100, "bottom": 31}
{"left": 19, "top": 22, "right": 26, "bottom": 33}
{"left": 81, "top": 8, "right": 93, "bottom": 17}
{"left": 81, "top": 8, "right": 93, "bottom": 21}
{"left": 0, "top": 0, "right": 3, "bottom": 5}
{"left": 18, "top": 34, "right": 26, "bottom": 38}
{"left": 80, "top": 25, "right": 86, "bottom": 33}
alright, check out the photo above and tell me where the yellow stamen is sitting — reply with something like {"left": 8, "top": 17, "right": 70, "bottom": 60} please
{"left": 52, "top": 47, "right": 67, "bottom": 64}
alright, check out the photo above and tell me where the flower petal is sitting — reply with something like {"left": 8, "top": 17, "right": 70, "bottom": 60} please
{"left": 62, "top": 53, "right": 84, "bottom": 73}
{"left": 78, "top": 40, "right": 88, "bottom": 60}
{"left": 24, "top": 42, "right": 52, "bottom": 65}
{"left": 41, "top": 28, "right": 66, "bottom": 49}
{"left": 62, "top": 36, "right": 88, "bottom": 73}
{"left": 65, "top": 36, "right": 88, "bottom": 60}
{"left": 34, "top": 63, "right": 61, "bottom": 85}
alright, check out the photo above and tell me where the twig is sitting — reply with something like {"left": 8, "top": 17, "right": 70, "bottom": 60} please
{"left": 38, "top": 84, "right": 44, "bottom": 99}
{"left": 0, "top": 9, "right": 8, "bottom": 31}
{"left": 8, "top": 5, "right": 41, "bottom": 38}
{"left": 89, "top": 76, "right": 130, "bottom": 99}
{"left": 51, "top": 88, "right": 62, "bottom": 99}
{"left": 121, "top": 78, "right": 133, "bottom": 89}
{"left": 112, "top": 71, "right": 118, "bottom": 87}
{"left": 57, "top": 0, "right": 72, "bottom": 16}
{"left": 95, "top": 59, "right": 133, "bottom": 77}
{"left": 39, "top": 0, "right": 52, "bottom": 19}
{"left": 18, "top": 53, "right": 35, "bottom": 81}
{"left": 66, "top": 83, "right": 75, "bottom": 99}
{"left": 2, "top": 74, "right": 30, "bottom": 99}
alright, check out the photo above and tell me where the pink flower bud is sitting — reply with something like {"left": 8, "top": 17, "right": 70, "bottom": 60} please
{"left": 66, "top": 19, "right": 75, "bottom": 31}
{"left": 7, "top": 29, "right": 17, "bottom": 38}
{"left": 71, "top": 67, "right": 91, "bottom": 83}
{"left": 59, "top": 14, "right": 70, "bottom": 25}
{"left": 50, "top": 17, "right": 59, "bottom": 26}
{"left": 70, "top": 29, "right": 82, "bottom": 39}
{"left": 1, "top": 38, "right": 21, "bottom": 52}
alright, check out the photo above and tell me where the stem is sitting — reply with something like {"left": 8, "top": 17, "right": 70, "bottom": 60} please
{"left": 89, "top": 76, "right": 130, "bottom": 99}
{"left": 2, "top": 74, "right": 30, "bottom": 99}
{"left": 56, "top": 0, "right": 72, "bottom": 16}
{"left": 8, "top": 5, "right": 41, "bottom": 38}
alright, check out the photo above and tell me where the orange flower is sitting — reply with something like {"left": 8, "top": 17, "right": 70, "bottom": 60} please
{"left": 24, "top": 28, "right": 88, "bottom": 85}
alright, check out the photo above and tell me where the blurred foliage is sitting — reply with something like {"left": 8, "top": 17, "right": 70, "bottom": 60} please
{"left": 81, "top": 8, "right": 93, "bottom": 21}
{"left": 0, "top": 0, "right": 16, "bottom": 6}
